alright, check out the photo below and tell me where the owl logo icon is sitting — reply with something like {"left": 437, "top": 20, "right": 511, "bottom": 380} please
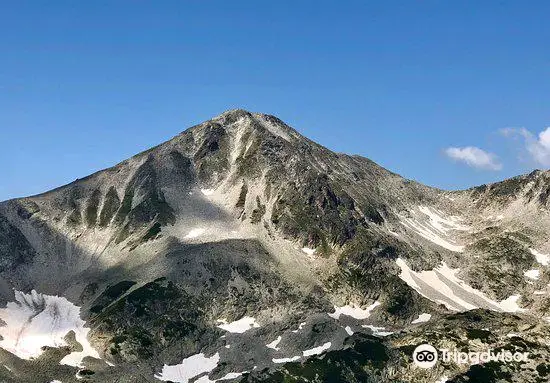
{"left": 413, "top": 344, "right": 438, "bottom": 368}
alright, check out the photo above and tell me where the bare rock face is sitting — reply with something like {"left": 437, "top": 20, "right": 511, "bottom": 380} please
{"left": 0, "top": 109, "right": 549, "bottom": 382}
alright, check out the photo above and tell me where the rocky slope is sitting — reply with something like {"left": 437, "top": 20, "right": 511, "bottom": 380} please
{"left": 0, "top": 109, "right": 549, "bottom": 382}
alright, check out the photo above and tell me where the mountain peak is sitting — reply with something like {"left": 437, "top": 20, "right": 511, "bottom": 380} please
{"left": 216, "top": 108, "right": 254, "bottom": 120}
{"left": 201, "top": 109, "right": 302, "bottom": 144}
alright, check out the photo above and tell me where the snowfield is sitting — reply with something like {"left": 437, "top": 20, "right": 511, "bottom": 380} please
{"left": 396, "top": 258, "right": 524, "bottom": 313}
{"left": 0, "top": 290, "right": 100, "bottom": 367}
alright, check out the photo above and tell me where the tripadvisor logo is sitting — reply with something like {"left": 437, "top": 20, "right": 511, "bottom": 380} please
{"left": 412, "top": 344, "right": 438, "bottom": 368}
{"left": 412, "top": 344, "right": 529, "bottom": 368}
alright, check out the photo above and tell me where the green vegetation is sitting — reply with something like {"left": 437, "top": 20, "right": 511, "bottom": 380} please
{"left": 466, "top": 233, "right": 535, "bottom": 299}
{"left": 271, "top": 173, "right": 361, "bottom": 248}
{"left": 90, "top": 280, "right": 136, "bottom": 314}
{"left": 98, "top": 186, "right": 120, "bottom": 227}
{"left": 242, "top": 334, "right": 390, "bottom": 383}
{"left": 465, "top": 328, "right": 492, "bottom": 341}
{"left": 85, "top": 189, "right": 101, "bottom": 227}
{"left": 92, "top": 278, "right": 206, "bottom": 363}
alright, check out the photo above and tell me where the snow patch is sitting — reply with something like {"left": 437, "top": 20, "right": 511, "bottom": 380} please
{"left": 301, "top": 247, "right": 316, "bottom": 255}
{"left": 155, "top": 352, "right": 220, "bottom": 383}
{"left": 218, "top": 372, "right": 246, "bottom": 381}
{"left": 344, "top": 326, "right": 354, "bottom": 335}
{"left": 217, "top": 317, "right": 259, "bottom": 333}
{"left": 499, "top": 295, "right": 523, "bottom": 313}
{"left": 266, "top": 336, "right": 282, "bottom": 351}
{"left": 273, "top": 356, "right": 300, "bottom": 364}
{"left": 524, "top": 269, "right": 540, "bottom": 280}
{"left": 291, "top": 322, "right": 306, "bottom": 333}
{"left": 361, "top": 325, "right": 393, "bottom": 337}
{"left": 201, "top": 189, "right": 214, "bottom": 196}
{"left": 0, "top": 290, "right": 100, "bottom": 367}
{"left": 530, "top": 248, "right": 550, "bottom": 266}
{"left": 184, "top": 228, "right": 206, "bottom": 239}
{"left": 195, "top": 371, "right": 248, "bottom": 383}
{"left": 328, "top": 301, "right": 380, "bottom": 320}
{"left": 411, "top": 313, "right": 432, "bottom": 324}
{"left": 302, "top": 342, "right": 331, "bottom": 357}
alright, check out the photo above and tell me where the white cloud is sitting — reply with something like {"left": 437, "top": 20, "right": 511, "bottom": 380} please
{"left": 444, "top": 146, "right": 502, "bottom": 171}
{"left": 501, "top": 127, "right": 550, "bottom": 167}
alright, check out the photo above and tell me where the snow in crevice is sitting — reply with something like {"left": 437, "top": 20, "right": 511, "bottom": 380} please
{"left": 0, "top": 290, "right": 100, "bottom": 367}
{"left": 255, "top": 115, "right": 293, "bottom": 142}
{"left": 301, "top": 247, "right": 316, "bottom": 256}
{"left": 418, "top": 206, "right": 470, "bottom": 232}
{"left": 291, "top": 322, "right": 306, "bottom": 333}
{"left": 395, "top": 258, "right": 525, "bottom": 313}
{"left": 399, "top": 206, "right": 469, "bottom": 253}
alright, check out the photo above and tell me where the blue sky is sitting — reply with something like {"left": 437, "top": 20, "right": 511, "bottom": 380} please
{"left": 1, "top": 1, "right": 549, "bottom": 201}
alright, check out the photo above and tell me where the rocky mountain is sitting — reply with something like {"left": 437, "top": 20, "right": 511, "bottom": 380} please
{"left": 0, "top": 109, "right": 549, "bottom": 382}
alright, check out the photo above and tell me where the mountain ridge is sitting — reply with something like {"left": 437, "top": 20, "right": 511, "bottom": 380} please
{"left": 8, "top": 108, "right": 547, "bottom": 204}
